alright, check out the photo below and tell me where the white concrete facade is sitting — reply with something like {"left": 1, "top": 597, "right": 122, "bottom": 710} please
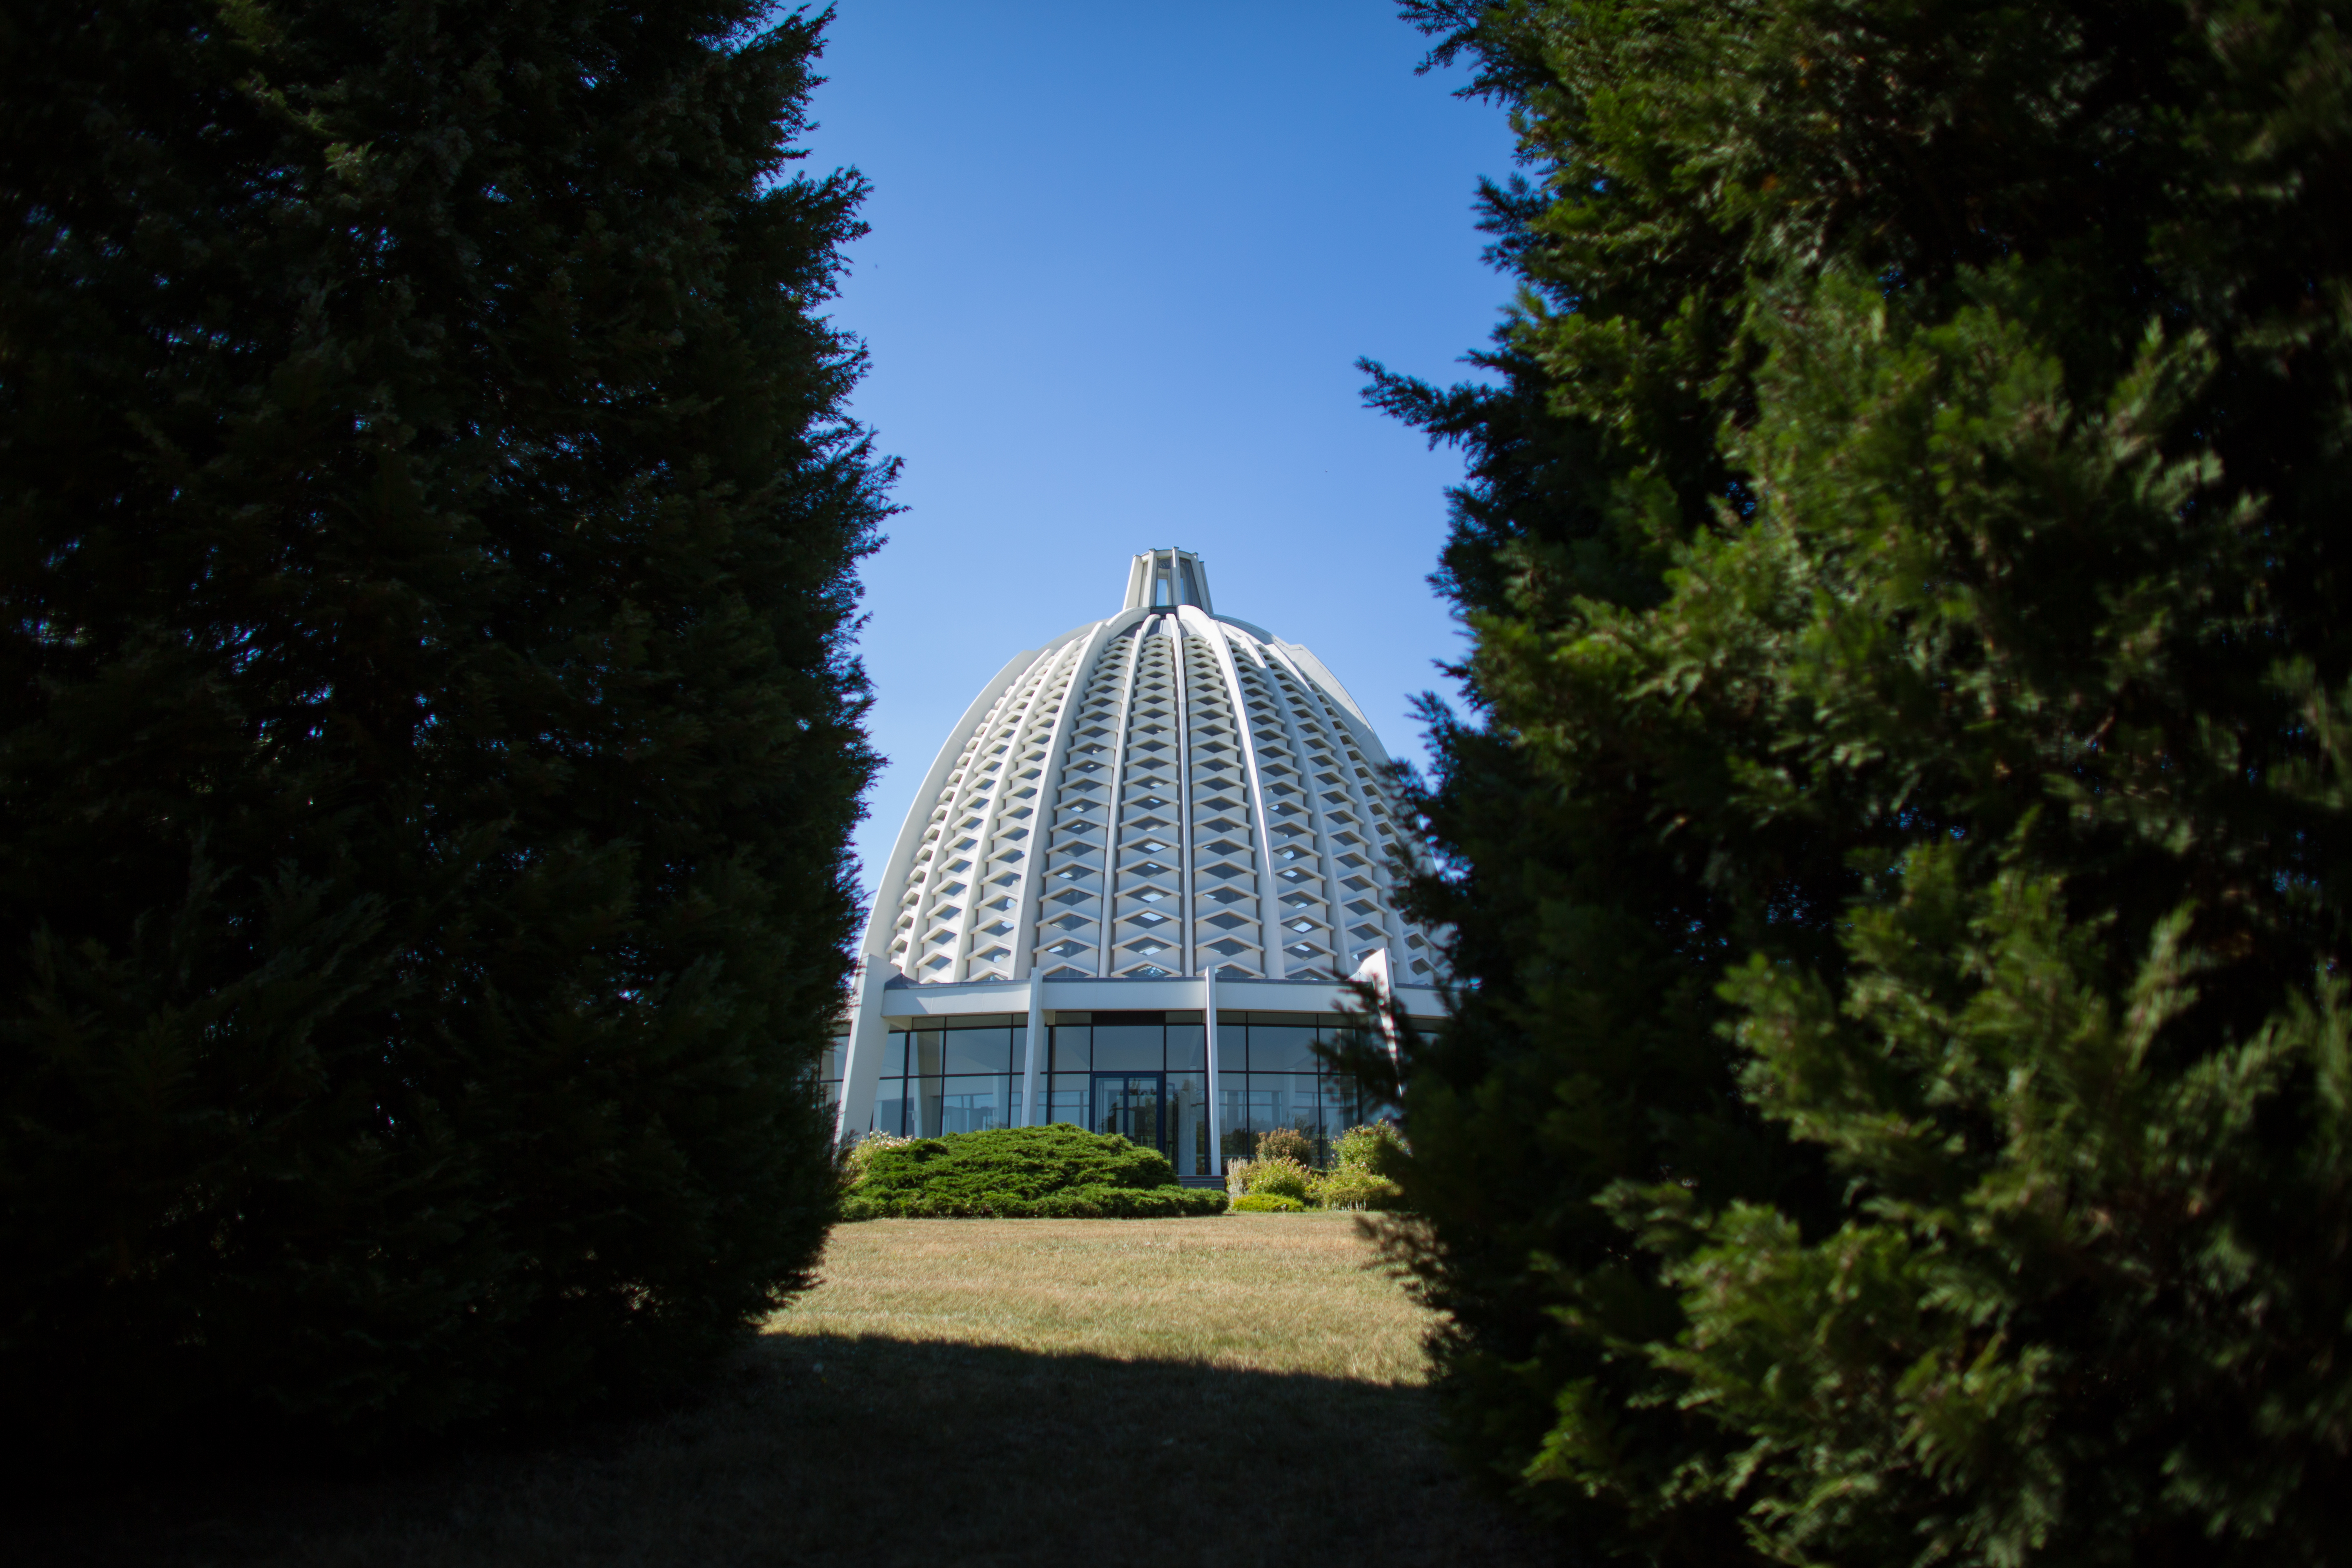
{"left": 835, "top": 549, "right": 1439, "bottom": 1142}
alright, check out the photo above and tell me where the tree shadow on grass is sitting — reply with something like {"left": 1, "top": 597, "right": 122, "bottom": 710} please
{"left": 11, "top": 1332, "right": 1549, "bottom": 1568}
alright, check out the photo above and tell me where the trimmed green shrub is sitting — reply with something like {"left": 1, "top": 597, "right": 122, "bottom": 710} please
{"left": 842, "top": 1131, "right": 914, "bottom": 1188}
{"left": 842, "top": 1184, "right": 1226, "bottom": 1221}
{"left": 841, "top": 1124, "right": 1227, "bottom": 1219}
{"left": 1231, "top": 1193, "right": 1309, "bottom": 1214}
{"left": 1242, "top": 1155, "right": 1314, "bottom": 1203}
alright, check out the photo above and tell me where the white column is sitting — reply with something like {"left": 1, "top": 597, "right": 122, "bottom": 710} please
{"left": 1203, "top": 964, "right": 1224, "bottom": 1182}
{"left": 1021, "top": 978, "right": 1047, "bottom": 1126}
{"left": 836, "top": 953, "right": 893, "bottom": 1142}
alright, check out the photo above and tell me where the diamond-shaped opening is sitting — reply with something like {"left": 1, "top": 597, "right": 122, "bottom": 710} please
{"left": 1207, "top": 839, "right": 1247, "bottom": 855}
{"left": 1125, "top": 939, "right": 1170, "bottom": 956}
{"left": 1285, "top": 942, "right": 1317, "bottom": 957}
{"left": 1207, "top": 938, "right": 1251, "bottom": 957}
{"left": 1128, "top": 964, "right": 1173, "bottom": 978}
{"left": 1045, "top": 965, "right": 1091, "bottom": 979}
{"left": 1048, "top": 940, "right": 1090, "bottom": 958}
{"left": 1205, "top": 912, "right": 1249, "bottom": 931}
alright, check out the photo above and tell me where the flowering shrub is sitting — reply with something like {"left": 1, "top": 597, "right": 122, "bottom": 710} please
{"left": 1224, "top": 1157, "right": 1256, "bottom": 1200}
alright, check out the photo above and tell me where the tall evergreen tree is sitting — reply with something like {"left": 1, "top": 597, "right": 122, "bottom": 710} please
{"left": 1364, "top": 0, "right": 2352, "bottom": 1560}
{"left": 0, "top": 0, "right": 888, "bottom": 1442}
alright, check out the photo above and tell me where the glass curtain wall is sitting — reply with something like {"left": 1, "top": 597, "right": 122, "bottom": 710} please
{"left": 1041, "top": 1009, "right": 1386, "bottom": 1173}
{"left": 820, "top": 1032, "right": 847, "bottom": 1114}
{"left": 851, "top": 1008, "right": 1396, "bottom": 1171}
{"left": 1213, "top": 1012, "right": 1388, "bottom": 1167}
{"left": 867, "top": 1014, "right": 1026, "bottom": 1136}
{"left": 1045, "top": 1011, "right": 1212, "bottom": 1177}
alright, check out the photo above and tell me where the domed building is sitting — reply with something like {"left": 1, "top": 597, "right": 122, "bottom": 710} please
{"left": 826, "top": 548, "right": 1443, "bottom": 1180}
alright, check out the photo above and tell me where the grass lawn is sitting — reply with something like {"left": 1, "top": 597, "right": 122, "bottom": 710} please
{"left": 20, "top": 1214, "right": 1543, "bottom": 1567}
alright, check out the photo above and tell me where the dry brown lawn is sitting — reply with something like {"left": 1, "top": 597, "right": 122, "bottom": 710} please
{"left": 17, "top": 1213, "right": 1545, "bottom": 1568}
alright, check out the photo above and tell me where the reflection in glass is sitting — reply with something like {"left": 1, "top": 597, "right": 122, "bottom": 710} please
{"left": 913, "top": 1030, "right": 945, "bottom": 1078}
{"left": 944, "top": 1027, "right": 1013, "bottom": 1075}
{"left": 1093, "top": 1072, "right": 1165, "bottom": 1157}
{"left": 1248, "top": 1026, "right": 1319, "bottom": 1071}
{"left": 1045, "top": 1073, "right": 1088, "bottom": 1127}
{"left": 1165, "top": 1025, "right": 1205, "bottom": 1071}
{"left": 1049, "top": 1025, "right": 1091, "bottom": 1072}
{"left": 913, "top": 1075, "right": 944, "bottom": 1137}
{"left": 874, "top": 1084, "right": 909, "bottom": 1137}
{"left": 1169, "top": 1072, "right": 1209, "bottom": 1175}
{"left": 1092, "top": 1024, "right": 1163, "bottom": 1071}
{"left": 939, "top": 1074, "right": 1015, "bottom": 1133}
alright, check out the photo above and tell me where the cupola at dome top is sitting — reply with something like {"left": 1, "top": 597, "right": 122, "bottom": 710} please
{"left": 1123, "top": 547, "right": 1214, "bottom": 612}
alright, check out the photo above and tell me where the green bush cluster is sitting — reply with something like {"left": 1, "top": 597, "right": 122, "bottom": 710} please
{"left": 1242, "top": 1155, "right": 1316, "bottom": 1204}
{"left": 1224, "top": 1125, "right": 1407, "bottom": 1212}
{"left": 840, "top": 1124, "right": 1227, "bottom": 1220}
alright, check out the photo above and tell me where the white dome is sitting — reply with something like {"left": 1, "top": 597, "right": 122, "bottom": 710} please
{"left": 869, "top": 548, "right": 1433, "bottom": 989}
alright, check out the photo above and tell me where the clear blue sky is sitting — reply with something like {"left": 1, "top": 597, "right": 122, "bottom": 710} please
{"left": 797, "top": 2, "right": 1517, "bottom": 890}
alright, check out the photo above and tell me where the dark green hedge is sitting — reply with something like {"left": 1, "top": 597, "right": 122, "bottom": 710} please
{"left": 843, "top": 1125, "right": 1227, "bottom": 1219}
{"left": 0, "top": 0, "right": 885, "bottom": 1449}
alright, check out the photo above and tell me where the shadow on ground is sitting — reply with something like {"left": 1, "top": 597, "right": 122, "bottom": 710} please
{"left": 12, "top": 1332, "right": 1548, "bottom": 1568}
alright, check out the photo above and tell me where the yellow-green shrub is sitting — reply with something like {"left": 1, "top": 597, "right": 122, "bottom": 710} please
{"left": 1315, "top": 1166, "right": 1403, "bottom": 1212}
{"left": 1231, "top": 1192, "right": 1308, "bottom": 1214}
{"left": 1243, "top": 1155, "right": 1314, "bottom": 1203}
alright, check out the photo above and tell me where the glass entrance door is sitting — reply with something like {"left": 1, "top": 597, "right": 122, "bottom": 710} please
{"left": 1092, "top": 1072, "right": 1167, "bottom": 1160}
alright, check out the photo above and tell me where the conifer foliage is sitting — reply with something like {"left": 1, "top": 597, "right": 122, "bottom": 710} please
{"left": 0, "top": 2, "right": 889, "bottom": 1441}
{"left": 1367, "top": 1, "right": 2352, "bottom": 1560}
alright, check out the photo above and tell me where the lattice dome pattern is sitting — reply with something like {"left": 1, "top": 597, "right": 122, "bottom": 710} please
{"left": 870, "top": 549, "right": 1434, "bottom": 989}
